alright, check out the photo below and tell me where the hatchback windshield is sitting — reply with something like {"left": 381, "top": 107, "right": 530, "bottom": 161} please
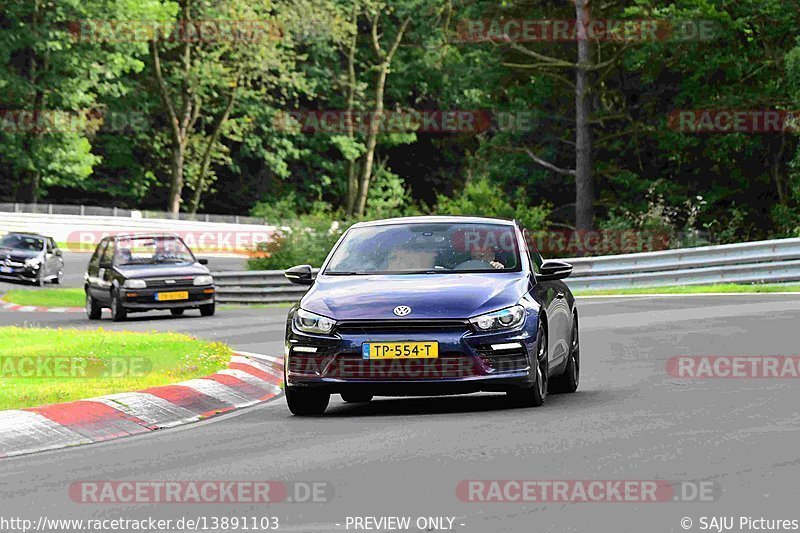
{"left": 0, "top": 234, "right": 44, "bottom": 252}
{"left": 325, "top": 223, "right": 521, "bottom": 274}
{"left": 114, "top": 236, "right": 194, "bottom": 266}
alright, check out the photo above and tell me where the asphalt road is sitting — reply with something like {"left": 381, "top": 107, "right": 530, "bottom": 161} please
{"left": 1, "top": 294, "right": 799, "bottom": 532}
{"left": 1, "top": 251, "right": 248, "bottom": 290}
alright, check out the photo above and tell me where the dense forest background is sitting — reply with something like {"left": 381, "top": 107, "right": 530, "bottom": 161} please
{"left": 2, "top": 0, "right": 800, "bottom": 252}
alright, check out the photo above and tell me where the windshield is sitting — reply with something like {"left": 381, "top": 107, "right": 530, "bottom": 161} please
{"left": 0, "top": 234, "right": 44, "bottom": 252}
{"left": 114, "top": 236, "right": 195, "bottom": 266}
{"left": 325, "top": 223, "right": 521, "bottom": 275}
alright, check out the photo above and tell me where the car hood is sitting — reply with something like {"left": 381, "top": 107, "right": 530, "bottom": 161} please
{"left": 113, "top": 263, "right": 209, "bottom": 279}
{"left": 0, "top": 247, "right": 41, "bottom": 260}
{"left": 301, "top": 273, "right": 529, "bottom": 320}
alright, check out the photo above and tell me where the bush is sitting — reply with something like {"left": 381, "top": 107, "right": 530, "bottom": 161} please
{"left": 247, "top": 213, "right": 345, "bottom": 270}
{"left": 435, "top": 177, "right": 550, "bottom": 230}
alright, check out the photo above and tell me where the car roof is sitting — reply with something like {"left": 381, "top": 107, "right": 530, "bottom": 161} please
{"left": 350, "top": 215, "right": 517, "bottom": 229}
{"left": 109, "top": 233, "right": 181, "bottom": 240}
{"left": 4, "top": 232, "right": 48, "bottom": 239}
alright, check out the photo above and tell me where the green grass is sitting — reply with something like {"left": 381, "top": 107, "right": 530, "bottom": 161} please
{"left": 575, "top": 283, "right": 800, "bottom": 296}
{"left": 0, "top": 327, "right": 231, "bottom": 410}
{"left": 2, "top": 288, "right": 85, "bottom": 308}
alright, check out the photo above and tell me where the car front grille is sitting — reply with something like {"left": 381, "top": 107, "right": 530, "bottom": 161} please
{"left": 335, "top": 319, "right": 470, "bottom": 335}
{"left": 143, "top": 277, "right": 196, "bottom": 289}
{"left": 323, "top": 353, "right": 481, "bottom": 379}
{"left": 475, "top": 345, "right": 530, "bottom": 373}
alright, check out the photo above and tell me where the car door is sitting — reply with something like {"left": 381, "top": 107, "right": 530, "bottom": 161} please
{"left": 44, "top": 239, "right": 59, "bottom": 279}
{"left": 48, "top": 238, "right": 63, "bottom": 277}
{"left": 96, "top": 239, "right": 116, "bottom": 304}
{"left": 87, "top": 239, "right": 108, "bottom": 302}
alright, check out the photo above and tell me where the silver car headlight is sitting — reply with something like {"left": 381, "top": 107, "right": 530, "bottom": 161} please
{"left": 193, "top": 275, "right": 214, "bottom": 286}
{"left": 24, "top": 257, "right": 41, "bottom": 268}
{"left": 294, "top": 309, "right": 336, "bottom": 335}
{"left": 470, "top": 305, "right": 526, "bottom": 332}
{"left": 123, "top": 279, "right": 147, "bottom": 289}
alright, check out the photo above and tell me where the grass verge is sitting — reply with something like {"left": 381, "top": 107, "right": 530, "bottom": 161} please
{"left": 575, "top": 283, "right": 800, "bottom": 296}
{"left": 2, "top": 288, "right": 85, "bottom": 308}
{"left": 0, "top": 326, "right": 231, "bottom": 410}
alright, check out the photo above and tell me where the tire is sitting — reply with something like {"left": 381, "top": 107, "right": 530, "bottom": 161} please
{"left": 549, "top": 317, "right": 580, "bottom": 394}
{"left": 85, "top": 291, "right": 102, "bottom": 320}
{"left": 286, "top": 387, "right": 330, "bottom": 416}
{"left": 507, "top": 321, "right": 548, "bottom": 407}
{"left": 341, "top": 392, "right": 373, "bottom": 403}
{"left": 35, "top": 270, "right": 45, "bottom": 287}
{"left": 170, "top": 308, "right": 185, "bottom": 316}
{"left": 110, "top": 290, "right": 127, "bottom": 322}
{"left": 53, "top": 270, "right": 63, "bottom": 284}
{"left": 199, "top": 302, "right": 215, "bottom": 317}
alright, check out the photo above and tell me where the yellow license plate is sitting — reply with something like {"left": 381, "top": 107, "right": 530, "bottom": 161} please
{"left": 362, "top": 342, "right": 439, "bottom": 360}
{"left": 156, "top": 291, "right": 189, "bottom": 301}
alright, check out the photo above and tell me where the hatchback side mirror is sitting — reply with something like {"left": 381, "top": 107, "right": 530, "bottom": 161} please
{"left": 285, "top": 264, "right": 314, "bottom": 285}
{"left": 197, "top": 258, "right": 209, "bottom": 265}
{"left": 538, "top": 260, "right": 573, "bottom": 281}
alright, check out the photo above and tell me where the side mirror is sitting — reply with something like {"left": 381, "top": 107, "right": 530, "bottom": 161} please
{"left": 99, "top": 261, "right": 112, "bottom": 269}
{"left": 285, "top": 264, "right": 314, "bottom": 285}
{"left": 55, "top": 249, "right": 62, "bottom": 257}
{"left": 197, "top": 258, "right": 209, "bottom": 265}
{"left": 538, "top": 260, "right": 573, "bottom": 281}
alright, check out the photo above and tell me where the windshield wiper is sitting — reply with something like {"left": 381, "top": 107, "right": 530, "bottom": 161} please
{"left": 325, "top": 271, "right": 367, "bottom": 276}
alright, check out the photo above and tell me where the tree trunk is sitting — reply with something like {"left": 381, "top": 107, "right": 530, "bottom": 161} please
{"left": 345, "top": 7, "right": 359, "bottom": 217}
{"left": 574, "top": 0, "right": 595, "bottom": 231}
{"left": 354, "top": 65, "right": 387, "bottom": 217}
{"left": 169, "top": 142, "right": 185, "bottom": 216}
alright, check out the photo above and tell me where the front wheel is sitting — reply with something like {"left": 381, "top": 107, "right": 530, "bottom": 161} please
{"left": 199, "top": 302, "right": 215, "bottom": 316}
{"left": 110, "top": 290, "right": 127, "bottom": 322}
{"left": 85, "top": 291, "right": 101, "bottom": 320}
{"left": 507, "top": 322, "right": 547, "bottom": 407}
{"left": 286, "top": 387, "right": 330, "bottom": 416}
{"left": 53, "top": 270, "right": 63, "bottom": 284}
{"left": 35, "top": 270, "right": 45, "bottom": 287}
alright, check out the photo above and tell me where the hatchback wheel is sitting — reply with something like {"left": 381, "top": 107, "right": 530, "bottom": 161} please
{"left": 200, "top": 302, "right": 215, "bottom": 317}
{"left": 286, "top": 387, "right": 330, "bottom": 416}
{"left": 85, "top": 292, "right": 101, "bottom": 320}
{"left": 507, "top": 322, "right": 547, "bottom": 407}
{"left": 111, "top": 290, "right": 127, "bottom": 322}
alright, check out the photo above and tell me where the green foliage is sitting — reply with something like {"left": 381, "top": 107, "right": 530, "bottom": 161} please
{"left": 247, "top": 213, "right": 345, "bottom": 270}
{"left": 436, "top": 177, "right": 550, "bottom": 231}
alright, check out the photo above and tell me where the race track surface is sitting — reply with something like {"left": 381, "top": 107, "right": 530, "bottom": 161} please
{"left": 0, "top": 294, "right": 799, "bottom": 532}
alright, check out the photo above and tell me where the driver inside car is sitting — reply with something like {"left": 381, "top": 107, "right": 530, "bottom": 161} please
{"left": 456, "top": 243, "right": 505, "bottom": 270}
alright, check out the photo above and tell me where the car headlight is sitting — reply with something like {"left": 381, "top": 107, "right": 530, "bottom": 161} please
{"left": 123, "top": 279, "right": 147, "bottom": 289}
{"left": 193, "top": 275, "right": 214, "bottom": 286}
{"left": 293, "top": 309, "right": 336, "bottom": 335}
{"left": 470, "top": 305, "right": 526, "bottom": 332}
{"left": 24, "top": 258, "right": 41, "bottom": 268}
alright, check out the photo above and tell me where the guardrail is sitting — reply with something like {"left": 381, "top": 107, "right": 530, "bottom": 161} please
{"left": 212, "top": 237, "right": 800, "bottom": 303}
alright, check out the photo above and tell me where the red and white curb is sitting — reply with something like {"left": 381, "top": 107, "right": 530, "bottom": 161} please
{"left": 0, "top": 298, "right": 83, "bottom": 313}
{"left": 0, "top": 352, "right": 284, "bottom": 458}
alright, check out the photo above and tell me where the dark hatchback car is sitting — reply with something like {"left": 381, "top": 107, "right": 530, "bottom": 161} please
{"left": 283, "top": 216, "right": 579, "bottom": 415}
{"left": 84, "top": 233, "right": 215, "bottom": 321}
{"left": 0, "top": 232, "right": 64, "bottom": 286}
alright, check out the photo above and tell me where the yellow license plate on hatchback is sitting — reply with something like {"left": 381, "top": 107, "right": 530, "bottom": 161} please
{"left": 362, "top": 342, "right": 439, "bottom": 360}
{"left": 155, "top": 291, "right": 189, "bottom": 301}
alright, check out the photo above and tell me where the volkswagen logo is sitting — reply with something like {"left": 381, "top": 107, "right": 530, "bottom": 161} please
{"left": 393, "top": 305, "right": 412, "bottom": 317}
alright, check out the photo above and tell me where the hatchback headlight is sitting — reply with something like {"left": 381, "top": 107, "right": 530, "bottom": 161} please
{"left": 470, "top": 305, "right": 526, "bottom": 332}
{"left": 194, "top": 275, "right": 214, "bottom": 286}
{"left": 123, "top": 279, "right": 147, "bottom": 289}
{"left": 294, "top": 309, "right": 336, "bottom": 335}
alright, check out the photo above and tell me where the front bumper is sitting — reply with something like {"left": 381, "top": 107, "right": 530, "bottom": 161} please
{"left": 285, "top": 318, "right": 540, "bottom": 394}
{"left": 121, "top": 286, "right": 215, "bottom": 309}
{"left": 0, "top": 264, "right": 40, "bottom": 281}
